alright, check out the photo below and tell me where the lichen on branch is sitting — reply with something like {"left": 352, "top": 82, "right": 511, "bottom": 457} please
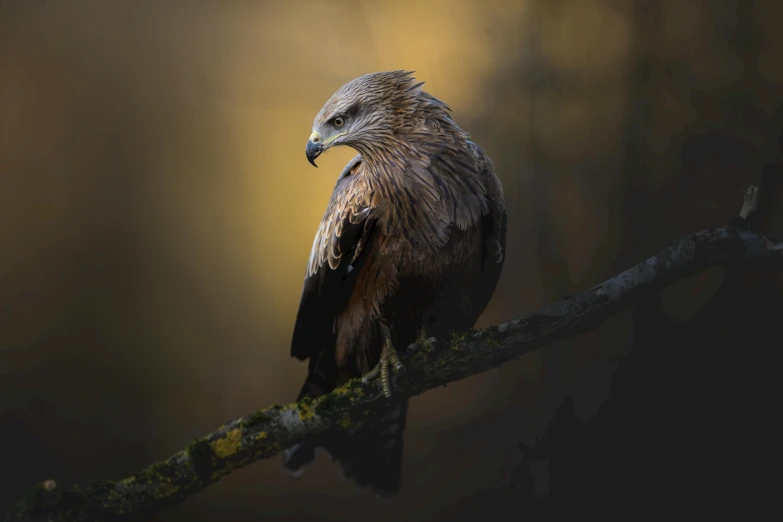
{"left": 8, "top": 224, "right": 783, "bottom": 522}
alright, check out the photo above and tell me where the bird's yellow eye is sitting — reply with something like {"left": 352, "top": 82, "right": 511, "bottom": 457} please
{"left": 333, "top": 117, "right": 345, "bottom": 128}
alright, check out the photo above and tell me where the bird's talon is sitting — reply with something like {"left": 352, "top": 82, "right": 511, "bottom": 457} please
{"left": 408, "top": 329, "right": 438, "bottom": 354}
{"left": 384, "top": 348, "right": 405, "bottom": 374}
{"left": 361, "top": 362, "right": 381, "bottom": 386}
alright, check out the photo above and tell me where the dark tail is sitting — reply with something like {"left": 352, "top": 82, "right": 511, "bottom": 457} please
{"left": 282, "top": 351, "right": 408, "bottom": 496}
{"left": 328, "top": 397, "right": 408, "bottom": 496}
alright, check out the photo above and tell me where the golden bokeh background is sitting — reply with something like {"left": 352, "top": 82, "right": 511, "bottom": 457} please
{"left": 1, "top": 1, "right": 782, "bottom": 520}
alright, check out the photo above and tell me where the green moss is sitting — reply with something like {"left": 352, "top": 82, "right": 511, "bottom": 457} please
{"left": 134, "top": 459, "right": 172, "bottom": 485}
{"left": 14, "top": 482, "right": 72, "bottom": 520}
{"left": 242, "top": 410, "right": 270, "bottom": 430}
{"left": 297, "top": 395, "right": 316, "bottom": 421}
{"left": 450, "top": 327, "right": 495, "bottom": 350}
{"left": 256, "top": 440, "right": 283, "bottom": 458}
{"left": 310, "top": 378, "right": 368, "bottom": 418}
{"left": 184, "top": 437, "right": 216, "bottom": 480}
{"left": 186, "top": 438, "right": 213, "bottom": 460}
{"left": 481, "top": 324, "right": 501, "bottom": 347}
{"left": 449, "top": 329, "right": 470, "bottom": 349}
{"left": 434, "top": 357, "right": 447, "bottom": 367}
{"left": 83, "top": 479, "right": 116, "bottom": 496}
{"left": 338, "top": 416, "right": 353, "bottom": 429}
{"left": 210, "top": 469, "right": 232, "bottom": 481}
{"left": 314, "top": 386, "right": 356, "bottom": 417}
{"left": 330, "top": 381, "right": 363, "bottom": 402}
{"left": 344, "top": 378, "right": 363, "bottom": 391}
{"left": 112, "top": 457, "right": 181, "bottom": 502}
{"left": 153, "top": 481, "right": 179, "bottom": 499}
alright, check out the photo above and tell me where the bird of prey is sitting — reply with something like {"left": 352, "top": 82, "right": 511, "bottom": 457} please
{"left": 283, "top": 71, "right": 507, "bottom": 495}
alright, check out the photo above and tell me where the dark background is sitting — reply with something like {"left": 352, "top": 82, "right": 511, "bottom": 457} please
{"left": 2, "top": 0, "right": 782, "bottom": 520}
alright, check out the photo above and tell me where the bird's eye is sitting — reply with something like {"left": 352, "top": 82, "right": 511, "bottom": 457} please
{"left": 333, "top": 116, "right": 345, "bottom": 128}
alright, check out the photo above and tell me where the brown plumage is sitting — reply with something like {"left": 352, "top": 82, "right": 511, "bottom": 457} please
{"left": 284, "top": 71, "right": 507, "bottom": 495}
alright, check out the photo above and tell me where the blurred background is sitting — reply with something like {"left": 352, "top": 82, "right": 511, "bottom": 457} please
{"left": 1, "top": 0, "right": 782, "bottom": 520}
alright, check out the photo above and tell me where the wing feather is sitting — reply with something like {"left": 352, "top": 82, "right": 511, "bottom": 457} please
{"left": 291, "top": 156, "right": 375, "bottom": 361}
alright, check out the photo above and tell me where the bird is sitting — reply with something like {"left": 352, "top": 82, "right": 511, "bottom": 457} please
{"left": 283, "top": 70, "right": 507, "bottom": 496}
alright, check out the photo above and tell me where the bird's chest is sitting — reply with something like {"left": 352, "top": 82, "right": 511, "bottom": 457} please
{"left": 381, "top": 222, "right": 478, "bottom": 279}
{"left": 373, "top": 176, "right": 481, "bottom": 277}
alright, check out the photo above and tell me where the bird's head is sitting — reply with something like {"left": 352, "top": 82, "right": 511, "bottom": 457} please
{"left": 305, "top": 70, "right": 425, "bottom": 167}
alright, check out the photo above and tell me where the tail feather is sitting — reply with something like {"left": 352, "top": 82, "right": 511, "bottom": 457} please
{"left": 327, "top": 398, "right": 408, "bottom": 496}
{"left": 282, "top": 351, "right": 408, "bottom": 496}
{"left": 283, "top": 349, "right": 336, "bottom": 475}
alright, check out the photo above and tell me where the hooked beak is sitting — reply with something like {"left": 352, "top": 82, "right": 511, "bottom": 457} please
{"left": 306, "top": 131, "right": 323, "bottom": 168}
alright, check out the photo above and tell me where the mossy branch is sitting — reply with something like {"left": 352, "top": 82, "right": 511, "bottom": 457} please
{"left": 8, "top": 223, "right": 783, "bottom": 521}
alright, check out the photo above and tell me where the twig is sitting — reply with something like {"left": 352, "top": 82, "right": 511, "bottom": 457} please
{"left": 8, "top": 225, "right": 783, "bottom": 521}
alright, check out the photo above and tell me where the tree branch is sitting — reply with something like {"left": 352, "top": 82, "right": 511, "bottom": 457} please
{"left": 8, "top": 225, "right": 783, "bottom": 522}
